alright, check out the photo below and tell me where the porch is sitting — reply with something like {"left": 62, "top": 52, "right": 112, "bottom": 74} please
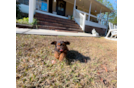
{"left": 17, "top": 0, "right": 113, "bottom": 35}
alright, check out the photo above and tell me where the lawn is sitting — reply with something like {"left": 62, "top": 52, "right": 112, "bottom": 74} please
{"left": 16, "top": 34, "right": 117, "bottom": 88}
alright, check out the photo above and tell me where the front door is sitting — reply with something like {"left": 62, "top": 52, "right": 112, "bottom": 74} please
{"left": 56, "top": 0, "right": 66, "bottom": 16}
{"left": 49, "top": 0, "right": 53, "bottom": 13}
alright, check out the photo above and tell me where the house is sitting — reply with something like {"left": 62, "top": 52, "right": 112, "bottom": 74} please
{"left": 17, "top": 0, "right": 113, "bottom": 35}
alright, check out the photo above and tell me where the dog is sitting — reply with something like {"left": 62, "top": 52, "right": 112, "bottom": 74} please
{"left": 51, "top": 41, "right": 70, "bottom": 61}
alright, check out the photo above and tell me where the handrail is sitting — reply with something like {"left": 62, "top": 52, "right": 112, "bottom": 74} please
{"left": 90, "top": 14, "right": 107, "bottom": 21}
{"left": 74, "top": 9, "right": 108, "bottom": 30}
{"left": 76, "top": 9, "right": 107, "bottom": 22}
{"left": 76, "top": 9, "right": 89, "bottom": 15}
{"left": 80, "top": 13, "right": 84, "bottom": 17}
{"left": 90, "top": 14, "right": 97, "bottom": 18}
{"left": 74, "top": 9, "right": 86, "bottom": 31}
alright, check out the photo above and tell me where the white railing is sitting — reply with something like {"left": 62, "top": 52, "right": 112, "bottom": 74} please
{"left": 74, "top": 9, "right": 107, "bottom": 25}
{"left": 74, "top": 9, "right": 86, "bottom": 31}
{"left": 89, "top": 14, "right": 107, "bottom": 26}
{"left": 74, "top": 9, "right": 108, "bottom": 30}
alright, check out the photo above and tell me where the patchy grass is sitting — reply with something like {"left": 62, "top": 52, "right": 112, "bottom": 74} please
{"left": 16, "top": 34, "right": 117, "bottom": 88}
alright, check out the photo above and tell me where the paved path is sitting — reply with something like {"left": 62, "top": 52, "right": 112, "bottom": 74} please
{"left": 16, "top": 28, "right": 96, "bottom": 37}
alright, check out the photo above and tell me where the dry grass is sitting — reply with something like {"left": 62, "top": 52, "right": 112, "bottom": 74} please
{"left": 16, "top": 34, "right": 117, "bottom": 88}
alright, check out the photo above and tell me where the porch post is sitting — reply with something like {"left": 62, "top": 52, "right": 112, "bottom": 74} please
{"left": 105, "top": 12, "right": 109, "bottom": 36}
{"left": 88, "top": 1, "right": 92, "bottom": 21}
{"left": 73, "top": 0, "right": 76, "bottom": 17}
{"left": 99, "top": 8, "right": 102, "bottom": 24}
{"left": 29, "top": 0, "right": 36, "bottom": 23}
{"left": 83, "top": 13, "right": 86, "bottom": 31}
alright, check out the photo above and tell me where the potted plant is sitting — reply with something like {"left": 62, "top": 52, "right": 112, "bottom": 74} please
{"left": 71, "top": 15, "right": 74, "bottom": 20}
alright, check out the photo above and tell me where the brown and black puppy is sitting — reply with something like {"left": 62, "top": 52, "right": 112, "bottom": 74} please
{"left": 51, "top": 41, "right": 70, "bottom": 61}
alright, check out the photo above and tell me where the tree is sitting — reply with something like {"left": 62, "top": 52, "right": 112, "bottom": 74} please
{"left": 97, "top": 0, "right": 103, "bottom": 3}
{"left": 97, "top": 0, "right": 117, "bottom": 25}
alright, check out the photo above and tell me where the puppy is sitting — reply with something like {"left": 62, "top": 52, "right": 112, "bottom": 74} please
{"left": 51, "top": 41, "right": 70, "bottom": 61}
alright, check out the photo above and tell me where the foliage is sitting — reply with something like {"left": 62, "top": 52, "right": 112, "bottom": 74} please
{"left": 16, "top": 17, "right": 38, "bottom": 26}
{"left": 16, "top": 1, "right": 22, "bottom": 19}
{"left": 97, "top": 0, "right": 117, "bottom": 25}
{"left": 113, "top": 16, "right": 117, "bottom": 25}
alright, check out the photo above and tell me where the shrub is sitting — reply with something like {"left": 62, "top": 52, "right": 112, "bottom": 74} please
{"left": 16, "top": 1, "right": 22, "bottom": 19}
{"left": 16, "top": 17, "right": 38, "bottom": 27}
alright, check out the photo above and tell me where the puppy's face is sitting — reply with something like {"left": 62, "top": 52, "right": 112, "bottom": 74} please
{"left": 51, "top": 41, "right": 70, "bottom": 52}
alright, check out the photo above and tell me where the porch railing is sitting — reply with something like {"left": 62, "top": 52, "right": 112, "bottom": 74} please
{"left": 90, "top": 14, "right": 107, "bottom": 26}
{"left": 74, "top": 9, "right": 86, "bottom": 31}
{"left": 74, "top": 9, "right": 108, "bottom": 31}
{"left": 77, "top": 9, "right": 107, "bottom": 26}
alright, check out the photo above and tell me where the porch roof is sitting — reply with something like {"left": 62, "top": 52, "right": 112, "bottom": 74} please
{"left": 64, "top": 0, "right": 113, "bottom": 14}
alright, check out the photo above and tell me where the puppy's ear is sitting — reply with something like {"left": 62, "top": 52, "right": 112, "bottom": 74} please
{"left": 64, "top": 41, "right": 70, "bottom": 45}
{"left": 51, "top": 41, "right": 57, "bottom": 45}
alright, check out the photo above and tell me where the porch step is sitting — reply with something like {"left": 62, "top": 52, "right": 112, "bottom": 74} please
{"left": 35, "top": 17, "right": 79, "bottom": 26}
{"left": 38, "top": 25, "right": 83, "bottom": 32}
{"left": 35, "top": 13, "right": 76, "bottom": 23}
{"left": 37, "top": 21, "right": 81, "bottom": 29}
{"left": 34, "top": 12, "right": 83, "bottom": 32}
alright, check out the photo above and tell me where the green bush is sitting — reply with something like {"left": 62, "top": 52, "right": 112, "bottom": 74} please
{"left": 16, "top": 17, "right": 30, "bottom": 25}
{"left": 16, "top": 17, "right": 38, "bottom": 26}
{"left": 32, "top": 18, "right": 38, "bottom": 25}
{"left": 16, "top": 1, "right": 22, "bottom": 19}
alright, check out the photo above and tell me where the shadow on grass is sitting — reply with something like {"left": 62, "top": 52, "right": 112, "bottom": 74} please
{"left": 66, "top": 50, "right": 91, "bottom": 65}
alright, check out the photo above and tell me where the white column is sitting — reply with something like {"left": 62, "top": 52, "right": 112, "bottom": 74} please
{"left": 88, "top": 1, "right": 92, "bottom": 21}
{"left": 34, "top": 0, "right": 36, "bottom": 11}
{"left": 105, "top": 12, "right": 109, "bottom": 36}
{"left": 29, "top": 0, "right": 36, "bottom": 23}
{"left": 73, "top": 0, "right": 76, "bottom": 17}
{"left": 106, "top": 12, "right": 109, "bottom": 29}
{"left": 82, "top": 13, "right": 86, "bottom": 31}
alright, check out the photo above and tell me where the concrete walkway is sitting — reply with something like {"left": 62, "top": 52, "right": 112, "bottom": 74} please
{"left": 16, "top": 28, "right": 96, "bottom": 37}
